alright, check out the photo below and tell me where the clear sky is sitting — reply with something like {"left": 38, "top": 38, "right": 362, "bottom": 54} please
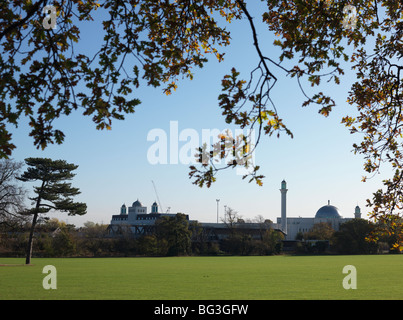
{"left": 7, "top": 2, "right": 390, "bottom": 226}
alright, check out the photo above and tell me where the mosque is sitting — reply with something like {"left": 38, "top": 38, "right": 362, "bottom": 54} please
{"left": 277, "top": 180, "right": 361, "bottom": 240}
{"left": 108, "top": 180, "right": 362, "bottom": 240}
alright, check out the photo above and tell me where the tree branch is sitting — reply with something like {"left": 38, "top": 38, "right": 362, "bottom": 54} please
{"left": 0, "top": 0, "right": 47, "bottom": 42}
{"left": 235, "top": 0, "right": 277, "bottom": 82}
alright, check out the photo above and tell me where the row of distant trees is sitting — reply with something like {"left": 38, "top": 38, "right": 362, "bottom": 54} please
{"left": 0, "top": 215, "right": 284, "bottom": 257}
{"left": 0, "top": 213, "right": 396, "bottom": 258}
{"left": 295, "top": 219, "right": 396, "bottom": 255}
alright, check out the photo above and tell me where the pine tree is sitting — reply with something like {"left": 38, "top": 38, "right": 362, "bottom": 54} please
{"left": 18, "top": 157, "right": 86, "bottom": 264}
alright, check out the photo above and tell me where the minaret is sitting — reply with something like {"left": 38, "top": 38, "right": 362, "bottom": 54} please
{"left": 354, "top": 205, "right": 361, "bottom": 219}
{"left": 151, "top": 201, "right": 158, "bottom": 213}
{"left": 280, "top": 180, "right": 288, "bottom": 237}
{"left": 120, "top": 204, "right": 127, "bottom": 215}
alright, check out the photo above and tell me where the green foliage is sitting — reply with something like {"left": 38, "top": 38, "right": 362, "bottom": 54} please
{"left": 136, "top": 234, "right": 168, "bottom": 256}
{"left": 332, "top": 219, "right": 378, "bottom": 254}
{"left": 304, "top": 222, "right": 335, "bottom": 241}
{"left": 18, "top": 157, "right": 87, "bottom": 216}
{"left": 155, "top": 213, "right": 192, "bottom": 256}
{"left": 1, "top": 216, "right": 398, "bottom": 257}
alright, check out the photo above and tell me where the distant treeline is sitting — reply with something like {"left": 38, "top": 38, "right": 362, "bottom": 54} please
{"left": 0, "top": 216, "right": 397, "bottom": 258}
{"left": 0, "top": 216, "right": 283, "bottom": 257}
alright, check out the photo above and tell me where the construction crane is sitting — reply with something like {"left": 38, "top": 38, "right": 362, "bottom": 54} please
{"left": 151, "top": 180, "right": 164, "bottom": 213}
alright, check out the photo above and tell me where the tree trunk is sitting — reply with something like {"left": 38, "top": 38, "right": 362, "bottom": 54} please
{"left": 25, "top": 180, "right": 45, "bottom": 265}
{"left": 25, "top": 211, "right": 38, "bottom": 265}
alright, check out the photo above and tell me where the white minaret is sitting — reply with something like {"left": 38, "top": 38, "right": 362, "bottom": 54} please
{"left": 280, "top": 180, "right": 288, "bottom": 237}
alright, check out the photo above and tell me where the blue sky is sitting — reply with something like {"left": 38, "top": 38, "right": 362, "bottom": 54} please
{"left": 7, "top": 2, "right": 390, "bottom": 226}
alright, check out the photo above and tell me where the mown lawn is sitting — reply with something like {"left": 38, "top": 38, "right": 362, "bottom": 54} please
{"left": 1, "top": 255, "right": 402, "bottom": 300}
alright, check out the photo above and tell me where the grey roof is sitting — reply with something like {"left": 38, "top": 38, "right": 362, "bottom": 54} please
{"left": 132, "top": 199, "right": 143, "bottom": 207}
{"left": 315, "top": 204, "right": 341, "bottom": 219}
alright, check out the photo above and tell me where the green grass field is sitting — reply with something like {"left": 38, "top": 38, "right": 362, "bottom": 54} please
{"left": 1, "top": 255, "right": 402, "bottom": 300}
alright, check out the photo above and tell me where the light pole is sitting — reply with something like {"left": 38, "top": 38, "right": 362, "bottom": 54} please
{"left": 216, "top": 199, "right": 220, "bottom": 223}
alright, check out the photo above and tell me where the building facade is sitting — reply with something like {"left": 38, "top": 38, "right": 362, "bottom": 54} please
{"left": 107, "top": 180, "right": 361, "bottom": 241}
{"left": 277, "top": 180, "right": 361, "bottom": 240}
{"left": 108, "top": 200, "right": 188, "bottom": 236}
{"left": 108, "top": 200, "right": 282, "bottom": 239}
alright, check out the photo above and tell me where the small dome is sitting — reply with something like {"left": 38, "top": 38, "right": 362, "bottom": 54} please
{"left": 152, "top": 201, "right": 158, "bottom": 206}
{"left": 132, "top": 199, "right": 143, "bottom": 207}
{"left": 315, "top": 202, "right": 341, "bottom": 219}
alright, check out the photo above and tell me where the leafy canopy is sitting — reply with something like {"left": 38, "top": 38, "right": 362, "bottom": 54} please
{"left": 0, "top": 0, "right": 241, "bottom": 156}
{"left": 18, "top": 157, "right": 87, "bottom": 216}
